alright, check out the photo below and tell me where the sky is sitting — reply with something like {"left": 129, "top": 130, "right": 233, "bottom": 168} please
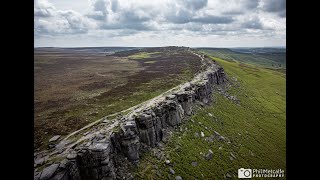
{"left": 34, "top": 0, "right": 286, "bottom": 47}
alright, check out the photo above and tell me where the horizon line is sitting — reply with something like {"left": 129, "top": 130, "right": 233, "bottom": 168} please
{"left": 34, "top": 45, "right": 286, "bottom": 48}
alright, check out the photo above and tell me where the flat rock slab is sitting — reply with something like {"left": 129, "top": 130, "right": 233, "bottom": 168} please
{"left": 49, "top": 135, "right": 61, "bottom": 142}
{"left": 39, "top": 163, "right": 59, "bottom": 180}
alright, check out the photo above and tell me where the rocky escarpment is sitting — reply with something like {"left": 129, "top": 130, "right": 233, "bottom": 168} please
{"left": 34, "top": 57, "right": 227, "bottom": 180}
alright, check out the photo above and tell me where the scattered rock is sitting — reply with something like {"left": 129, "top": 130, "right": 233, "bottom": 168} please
{"left": 67, "top": 153, "right": 77, "bottom": 160}
{"left": 34, "top": 156, "right": 48, "bottom": 166}
{"left": 175, "top": 176, "right": 183, "bottom": 180}
{"left": 200, "top": 132, "right": 205, "bottom": 137}
{"left": 213, "top": 131, "right": 225, "bottom": 141}
{"left": 250, "top": 150, "right": 255, "bottom": 156}
{"left": 191, "top": 161, "right": 198, "bottom": 167}
{"left": 165, "top": 160, "right": 170, "bottom": 165}
{"left": 205, "top": 136, "right": 214, "bottom": 143}
{"left": 230, "top": 152, "right": 236, "bottom": 159}
{"left": 39, "top": 163, "right": 59, "bottom": 180}
{"left": 48, "top": 144, "right": 56, "bottom": 149}
{"left": 225, "top": 173, "right": 232, "bottom": 178}
{"left": 169, "top": 167, "right": 175, "bottom": 174}
{"left": 208, "top": 113, "right": 213, "bottom": 117}
{"left": 194, "top": 132, "right": 199, "bottom": 138}
{"left": 205, "top": 149, "right": 213, "bottom": 160}
{"left": 49, "top": 135, "right": 61, "bottom": 143}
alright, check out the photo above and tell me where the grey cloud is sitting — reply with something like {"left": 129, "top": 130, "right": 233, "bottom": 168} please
{"left": 99, "top": 8, "right": 153, "bottom": 31}
{"left": 93, "top": 0, "right": 109, "bottom": 12}
{"left": 111, "top": 0, "right": 119, "bottom": 12}
{"left": 35, "top": 7, "right": 53, "bottom": 17}
{"left": 193, "top": 16, "right": 234, "bottom": 24}
{"left": 86, "top": 0, "right": 112, "bottom": 21}
{"left": 101, "top": 21, "right": 153, "bottom": 31}
{"left": 222, "top": 10, "right": 245, "bottom": 15}
{"left": 261, "top": 0, "right": 286, "bottom": 17}
{"left": 244, "top": 0, "right": 260, "bottom": 9}
{"left": 242, "top": 17, "right": 264, "bottom": 29}
{"left": 166, "top": 9, "right": 193, "bottom": 24}
{"left": 87, "top": 11, "right": 106, "bottom": 21}
{"left": 180, "top": 0, "right": 208, "bottom": 11}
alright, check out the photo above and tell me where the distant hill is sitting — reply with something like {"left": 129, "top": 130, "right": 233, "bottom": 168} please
{"left": 196, "top": 47, "right": 286, "bottom": 69}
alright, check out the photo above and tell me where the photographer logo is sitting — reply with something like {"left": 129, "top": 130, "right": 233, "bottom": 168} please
{"left": 238, "top": 168, "right": 252, "bottom": 178}
{"left": 238, "top": 168, "right": 285, "bottom": 178}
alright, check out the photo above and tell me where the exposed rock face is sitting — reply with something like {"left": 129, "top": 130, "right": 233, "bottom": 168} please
{"left": 34, "top": 59, "right": 227, "bottom": 180}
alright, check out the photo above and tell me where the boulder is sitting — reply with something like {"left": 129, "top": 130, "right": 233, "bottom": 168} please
{"left": 191, "top": 161, "right": 198, "bottom": 167}
{"left": 200, "top": 132, "right": 205, "bottom": 137}
{"left": 49, "top": 135, "right": 61, "bottom": 143}
{"left": 169, "top": 168, "right": 175, "bottom": 174}
{"left": 205, "top": 149, "right": 213, "bottom": 160}
{"left": 39, "top": 163, "right": 59, "bottom": 180}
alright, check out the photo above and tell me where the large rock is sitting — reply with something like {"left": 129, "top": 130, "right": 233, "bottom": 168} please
{"left": 49, "top": 135, "right": 61, "bottom": 143}
{"left": 39, "top": 163, "right": 60, "bottom": 180}
{"left": 169, "top": 168, "right": 175, "bottom": 174}
{"left": 205, "top": 149, "right": 213, "bottom": 160}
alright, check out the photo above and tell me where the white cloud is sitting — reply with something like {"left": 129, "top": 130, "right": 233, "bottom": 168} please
{"left": 34, "top": 0, "right": 286, "bottom": 47}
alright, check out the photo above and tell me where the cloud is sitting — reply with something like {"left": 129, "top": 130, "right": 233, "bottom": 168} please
{"left": 241, "top": 16, "right": 264, "bottom": 29}
{"left": 35, "top": 0, "right": 286, "bottom": 47}
{"left": 193, "top": 15, "right": 234, "bottom": 24}
{"left": 34, "top": 0, "right": 95, "bottom": 35}
{"left": 34, "top": 0, "right": 56, "bottom": 17}
{"left": 260, "top": 0, "right": 286, "bottom": 17}
{"left": 179, "top": 0, "right": 208, "bottom": 10}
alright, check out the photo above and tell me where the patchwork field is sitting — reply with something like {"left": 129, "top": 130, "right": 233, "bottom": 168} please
{"left": 133, "top": 52, "right": 286, "bottom": 179}
{"left": 34, "top": 47, "right": 203, "bottom": 150}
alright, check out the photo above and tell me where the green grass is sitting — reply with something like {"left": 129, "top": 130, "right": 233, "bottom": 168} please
{"left": 134, "top": 57, "right": 286, "bottom": 179}
{"left": 128, "top": 52, "right": 161, "bottom": 59}
{"left": 198, "top": 48, "right": 286, "bottom": 69}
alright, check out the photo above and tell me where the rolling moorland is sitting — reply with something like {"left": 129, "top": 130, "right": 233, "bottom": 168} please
{"left": 34, "top": 46, "right": 203, "bottom": 150}
{"left": 34, "top": 47, "right": 285, "bottom": 179}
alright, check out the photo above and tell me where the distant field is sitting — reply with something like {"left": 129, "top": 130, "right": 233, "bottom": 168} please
{"left": 34, "top": 47, "right": 203, "bottom": 150}
{"left": 197, "top": 48, "right": 286, "bottom": 69}
{"left": 134, "top": 56, "right": 286, "bottom": 179}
